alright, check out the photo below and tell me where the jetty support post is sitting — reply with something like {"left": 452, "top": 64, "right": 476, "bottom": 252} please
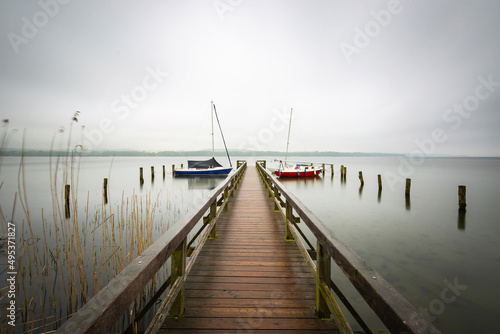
{"left": 169, "top": 238, "right": 187, "bottom": 318}
{"left": 139, "top": 167, "right": 144, "bottom": 185}
{"left": 458, "top": 185, "right": 467, "bottom": 211}
{"left": 64, "top": 184, "right": 70, "bottom": 218}
{"left": 316, "top": 241, "right": 332, "bottom": 319}
{"left": 103, "top": 178, "right": 108, "bottom": 204}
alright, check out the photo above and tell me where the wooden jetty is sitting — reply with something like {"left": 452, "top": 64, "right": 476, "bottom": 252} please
{"left": 162, "top": 166, "right": 337, "bottom": 333}
{"left": 57, "top": 160, "right": 441, "bottom": 334}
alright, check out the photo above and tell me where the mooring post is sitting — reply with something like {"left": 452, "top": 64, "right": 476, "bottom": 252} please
{"left": 151, "top": 166, "right": 155, "bottom": 181}
{"left": 405, "top": 178, "right": 411, "bottom": 197}
{"left": 181, "top": 163, "right": 183, "bottom": 169}
{"left": 378, "top": 174, "right": 382, "bottom": 190}
{"left": 458, "top": 185, "right": 467, "bottom": 211}
{"left": 163, "top": 165, "right": 165, "bottom": 179}
{"left": 316, "top": 241, "right": 331, "bottom": 319}
{"left": 139, "top": 167, "right": 144, "bottom": 184}
{"left": 172, "top": 164, "right": 175, "bottom": 177}
{"left": 358, "top": 171, "right": 364, "bottom": 186}
{"left": 331, "top": 164, "right": 334, "bottom": 175}
{"left": 103, "top": 178, "right": 108, "bottom": 204}
{"left": 340, "top": 165, "right": 344, "bottom": 178}
{"left": 65, "top": 184, "right": 70, "bottom": 218}
{"left": 322, "top": 164, "right": 325, "bottom": 175}
{"left": 169, "top": 238, "right": 186, "bottom": 318}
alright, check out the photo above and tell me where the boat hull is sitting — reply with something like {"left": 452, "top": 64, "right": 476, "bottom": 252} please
{"left": 174, "top": 167, "right": 232, "bottom": 176}
{"left": 275, "top": 169, "right": 322, "bottom": 178}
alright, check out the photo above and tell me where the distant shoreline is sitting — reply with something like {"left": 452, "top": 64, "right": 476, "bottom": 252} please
{"left": 1, "top": 149, "right": 496, "bottom": 158}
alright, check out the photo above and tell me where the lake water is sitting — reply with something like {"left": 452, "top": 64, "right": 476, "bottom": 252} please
{"left": 1, "top": 155, "right": 499, "bottom": 333}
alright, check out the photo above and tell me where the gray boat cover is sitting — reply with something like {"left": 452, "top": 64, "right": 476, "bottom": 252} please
{"left": 188, "top": 157, "right": 223, "bottom": 169}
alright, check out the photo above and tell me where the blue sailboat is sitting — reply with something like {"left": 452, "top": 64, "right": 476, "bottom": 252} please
{"left": 174, "top": 101, "right": 232, "bottom": 177}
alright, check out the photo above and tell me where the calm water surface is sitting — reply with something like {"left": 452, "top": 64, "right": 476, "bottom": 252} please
{"left": 1, "top": 155, "right": 498, "bottom": 333}
{"left": 269, "top": 156, "right": 500, "bottom": 334}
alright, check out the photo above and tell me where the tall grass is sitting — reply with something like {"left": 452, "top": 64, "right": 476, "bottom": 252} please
{"left": 0, "top": 116, "right": 177, "bottom": 333}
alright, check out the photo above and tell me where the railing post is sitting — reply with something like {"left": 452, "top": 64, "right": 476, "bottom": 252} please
{"left": 209, "top": 200, "right": 217, "bottom": 239}
{"left": 316, "top": 240, "right": 331, "bottom": 319}
{"left": 285, "top": 200, "right": 294, "bottom": 241}
{"left": 169, "top": 238, "right": 187, "bottom": 318}
{"left": 223, "top": 186, "right": 229, "bottom": 211}
{"left": 273, "top": 186, "right": 280, "bottom": 212}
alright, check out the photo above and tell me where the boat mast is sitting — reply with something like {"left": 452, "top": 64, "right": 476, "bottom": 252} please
{"left": 211, "top": 100, "right": 215, "bottom": 157}
{"left": 285, "top": 108, "right": 293, "bottom": 162}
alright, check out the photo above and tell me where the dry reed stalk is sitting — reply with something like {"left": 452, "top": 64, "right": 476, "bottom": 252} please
{"left": 26, "top": 217, "right": 48, "bottom": 332}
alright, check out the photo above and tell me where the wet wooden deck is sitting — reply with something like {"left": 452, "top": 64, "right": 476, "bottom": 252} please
{"left": 161, "top": 167, "right": 339, "bottom": 333}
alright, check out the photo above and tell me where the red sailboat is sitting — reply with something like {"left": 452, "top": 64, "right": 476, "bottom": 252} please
{"left": 274, "top": 108, "right": 323, "bottom": 178}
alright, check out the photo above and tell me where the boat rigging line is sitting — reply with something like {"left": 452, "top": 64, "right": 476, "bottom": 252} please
{"left": 212, "top": 103, "right": 232, "bottom": 168}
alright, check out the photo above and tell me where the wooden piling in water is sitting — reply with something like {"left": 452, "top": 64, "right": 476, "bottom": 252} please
{"left": 140, "top": 167, "right": 144, "bottom": 184}
{"left": 103, "top": 178, "right": 108, "bottom": 204}
{"left": 331, "top": 164, "right": 334, "bottom": 175}
{"left": 458, "top": 185, "right": 467, "bottom": 211}
{"left": 358, "top": 171, "right": 364, "bottom": 186}
{"left": 378, "top": 174, "right": 382, "bottom": 190}
{"left": 340, "top": 165, "right": 344, "bottom": 178}
{"left": 322, "top": 164, "right": 325, "bottom": 175}
{"left": 163, "top": 165, "right": 166, "bottom": 179}
{"left": 172, "top": 164, "right": 175, "bottom": 177}
{"left": 65, "top": 184, "right": 70, "bottom": 218}
{"left": 151, "top": 166, "right": 155, "bottom": 181}
{"left": 405, "top": 178, "right": 411, "bottom": 197}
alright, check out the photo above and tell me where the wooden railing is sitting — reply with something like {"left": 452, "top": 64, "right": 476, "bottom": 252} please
{"left": 256, "top": 161, "right": 441, "bottom": 334}
{"left": 56, "top": 161, "right": 247, "bottom": 334}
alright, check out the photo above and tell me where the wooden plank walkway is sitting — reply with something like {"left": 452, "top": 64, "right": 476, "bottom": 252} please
{"left": 161, "top": 167, "right": 339, "bottom": 333}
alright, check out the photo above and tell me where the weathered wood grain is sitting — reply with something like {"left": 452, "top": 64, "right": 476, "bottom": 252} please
{"left": 160, "top": 168, "right": 339, "bottom": 333}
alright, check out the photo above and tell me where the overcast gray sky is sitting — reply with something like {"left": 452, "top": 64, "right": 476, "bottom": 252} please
{"left": 1, "top": 0, "right": 499, "bottom": 156}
